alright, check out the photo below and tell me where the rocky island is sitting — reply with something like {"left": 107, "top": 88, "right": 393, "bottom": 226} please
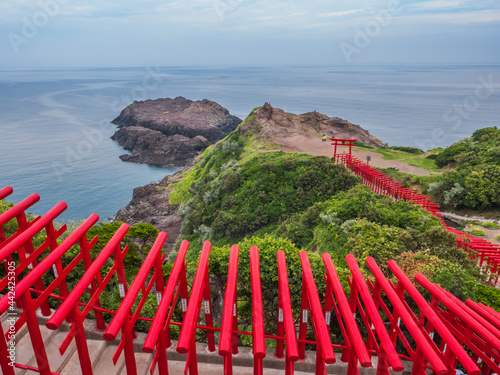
{"left": 111, "top": 96, "right": 242, "bottom": 166}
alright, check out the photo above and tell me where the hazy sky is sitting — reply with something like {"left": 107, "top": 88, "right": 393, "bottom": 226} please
{"left": 1, "top": 0, "right": 499, "bottom": 68}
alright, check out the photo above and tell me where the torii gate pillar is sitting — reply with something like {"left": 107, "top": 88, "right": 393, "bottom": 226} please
{"left": 331, "top": 138, "right": 357, "bottom": 160}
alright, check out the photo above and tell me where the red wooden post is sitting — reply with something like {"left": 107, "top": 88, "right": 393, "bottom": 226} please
{"left": 79, "top": 230, "right": 106, "bottom": 331}
{"left": 345, "top": 254, "right": 404, "bottom": 372}
{"left": 249, "top": 246, "right": 266, "bottom": 374}
{"left": 0, "top": 322, "right": 15, "bottom": 375}
{"left": 219, "top": 245, "right": 240, "bottom": 375}
{"left": 203, "top": 271, "right": 216, "bottom": 352}
{"left": 143, "top": 240, "right": 190, "bottom": 353}
{"left": 298, "top": 272, "right": 309, "bottom": 360}
{"left": 21, "top": 291, "right": 52, "bottom": 375}
{"left": 322, "top": 253, "right": 370, "bottom": 369}
{"left": 389, "top": 261, "right": 481, "bottom": 375}
{"left": 276, "top": 285, "right": 284, "bottom": 359}
{"left": 177, "top": 241, "right": 212, "bottom": 375}
{"left": 277, "top": 251, "right": 299, "bottom": 367}
{"left": 71, "top": 307, "right": 94, "bottom": 375}
{"left": 0, "top": 186, "right": 13, "bottom": 200}
{"left": 300, "top": 252, "right": 336, "bottom": 366}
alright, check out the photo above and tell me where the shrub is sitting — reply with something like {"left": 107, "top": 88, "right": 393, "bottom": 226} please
{"left": 474, "top": 284, "right": 500, "bottom": 312}
{"left": 443, "top": 183, "right": 465, "bottom": 207}
{"left": 208, "top": 235, "right": 333, "bottom": 333}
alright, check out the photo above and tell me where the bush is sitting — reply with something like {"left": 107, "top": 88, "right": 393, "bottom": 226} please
{"left": 182, "top": 152, "right": 359, "bottom": 245}
{"left": 395, "top": 252, "right": 479, "bottom": 300}
{"left": 474, "top": 284, "right": 500, "bottom": 312}
{"left": 428, "top": 127, "right": 500, "bottom": 209}
{"left": 208, "top": 235, "right": 334, "bottom": 333}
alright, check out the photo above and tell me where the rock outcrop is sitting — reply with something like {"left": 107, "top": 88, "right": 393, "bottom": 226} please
{"left": 112, "top": 97, "right": 242, "bottom": 166}
{"left": 115, "top": 170, "right": 185, "bottom": 254}
{"left": 241, "top": 103, "right": 384, "bottom": 148}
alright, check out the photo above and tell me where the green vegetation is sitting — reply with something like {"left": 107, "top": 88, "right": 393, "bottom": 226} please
{"left": 403, "top": 156, "right": 440, "bottom": 170}
{"left": 483, "top": 222, "right": 500, "bottom": 229}
{"left": 165, "top": 110, "right": 484, "bottom": 326}
{"left": 209, "top": 235, "right": 329, "bottom": 336}
{"left": 474, "top": 284, "right": 500, "bottom": 312}
{"left": 374, "top": 146, "right": 424, "bottom": 160}
{"left": 467, "top": 229, "right": 486, "bottom": 237}
{"left": 383, "top": 146, "right": 425, "bottom": 155}
{"left": 171, "top": 141, "right": 359, "bottom": 262}
{"left": 354, "top": 140, "right": 374, "bottom": 149}
{"left": 428, "top": 127, "right": 500, "bottom": 210}
{"left": 366, "top": 146, "right": 442, "bottom": 171}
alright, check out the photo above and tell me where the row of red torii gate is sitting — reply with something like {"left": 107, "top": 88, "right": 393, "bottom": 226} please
{"left": 0, "top": 141, "right": 499, "bottom": 375}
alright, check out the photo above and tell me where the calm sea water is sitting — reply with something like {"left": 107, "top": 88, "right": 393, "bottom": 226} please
{"left": 1, "top": 65, "right": 499, "bottom": 221}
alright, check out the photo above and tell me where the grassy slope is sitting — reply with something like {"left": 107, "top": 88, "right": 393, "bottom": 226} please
{"left": 367, "top": 145, "right": 442, "bottom": 171}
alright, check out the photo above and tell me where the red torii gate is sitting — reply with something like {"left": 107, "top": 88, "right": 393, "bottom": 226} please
{"left": 335, "top": 154, "right": 500, "bottom": 283}
{"left": 331, "top": 138, "right": 357, "bottom": 158}
{"left": 1, "top": 186, "right": 500, "bottom": 375}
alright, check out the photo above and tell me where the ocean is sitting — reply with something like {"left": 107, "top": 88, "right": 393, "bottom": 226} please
{"left": 1, "top": 65, "right": 499, "bottom": 221}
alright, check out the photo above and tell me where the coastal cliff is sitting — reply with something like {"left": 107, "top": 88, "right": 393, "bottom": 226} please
{"left": 116, "top": 104, "right": 385, "bottom": 253}
{"left": 111, "top": 96, "right": 242, "bottom": 166}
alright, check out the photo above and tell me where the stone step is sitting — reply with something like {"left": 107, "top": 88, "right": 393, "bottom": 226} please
{"left": 29, "top": 331, "right": 77, "bottom": 372}
{"left": 134, "top": 351, "right": 155, "bottom": 375}
{"left": 16, "top": 324, "right": 58, "bottom": 375}
{"left": 90, "top": 344, "right": 126, "bottom": 375}
{"left": 60, "top": 339, "right": 108, "bottom": 375}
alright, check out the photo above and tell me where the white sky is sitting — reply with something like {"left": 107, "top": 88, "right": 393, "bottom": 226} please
{"left": 1, "top": 0, "right": 499, "bottom": 68}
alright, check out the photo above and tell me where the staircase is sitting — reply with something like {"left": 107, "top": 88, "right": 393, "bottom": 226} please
{"left": 1, "top": 309, "right": 372, "bottom": 375}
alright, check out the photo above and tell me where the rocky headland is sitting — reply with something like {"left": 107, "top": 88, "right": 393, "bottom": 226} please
{"left": 111, "top": 96, "right": 242, "bottom": 166}
{"left": 242, "top": 103, "right": 384, "bottom": 149}
{"left": 116, "top": 104, "right": 385, "bottom": 253}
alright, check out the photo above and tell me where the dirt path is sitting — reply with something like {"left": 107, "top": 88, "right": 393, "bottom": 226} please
{"left": 265, "top": 131, "right": 432, "bottom": 176}
{"left": 442, "top": 212, "right": 500, "bottom": 244}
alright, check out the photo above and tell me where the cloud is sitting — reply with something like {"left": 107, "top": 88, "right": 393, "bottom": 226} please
{"left": 409, "top": 0, "right": 466, "bottom": 10}
{"left": 401, "top": 8, "right": 500, "bottom": 24}
{"left": 319, "top": 9, "right": 365, "bottom": 18}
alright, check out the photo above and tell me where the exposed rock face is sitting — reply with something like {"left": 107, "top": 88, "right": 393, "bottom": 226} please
{"left": 115, "top": 171, "right": 185, "bottom": 254}
{"left": 112, "top": 97, "right": 241, "bottom": 166}
{"left": 112, "top": 127, "right": 210, "bottom": 166}
{"left": 243, "top": 104, "right": 384, "bottom": 148}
